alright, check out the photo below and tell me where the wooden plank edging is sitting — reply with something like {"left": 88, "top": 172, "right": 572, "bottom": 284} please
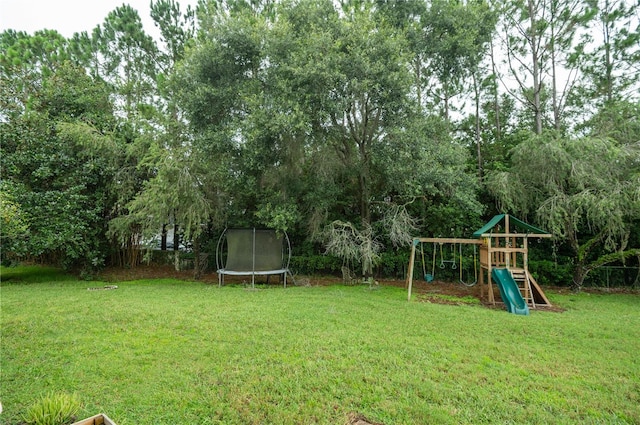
{"left": 71, "top": 414, "right": 116, "bottom": 425}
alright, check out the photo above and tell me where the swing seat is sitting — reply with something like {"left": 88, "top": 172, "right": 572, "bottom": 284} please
{"left": 425, "top": 273, "right": 435, "bottom": 283}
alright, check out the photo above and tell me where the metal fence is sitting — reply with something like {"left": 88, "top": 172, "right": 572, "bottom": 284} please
{"left": 584, "top": 265, "right": 640, "bottom": 289}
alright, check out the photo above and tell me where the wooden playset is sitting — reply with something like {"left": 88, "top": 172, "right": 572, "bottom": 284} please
{"left": 407, "top": 214, "right": 553, "bottom": 313}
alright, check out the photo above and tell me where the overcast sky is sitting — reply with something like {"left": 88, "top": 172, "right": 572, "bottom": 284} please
{"left": 0, "top": 0, "right": 198, "bottom": 39}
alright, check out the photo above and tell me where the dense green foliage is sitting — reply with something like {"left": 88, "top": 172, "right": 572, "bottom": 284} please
{"left": 1, "top": 0, "right": 638, "bottom": 284}
{"left": 2, "top": 267, "right": 639, "bottom": 424}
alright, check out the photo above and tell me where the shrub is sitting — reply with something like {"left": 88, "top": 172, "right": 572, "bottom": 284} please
{"left": 22, "top": 392, "right": 81, "bottom": 425}
{"left": 289, "top": 255, "right": 343, "bottom": 275}
{"left": 375, "top": 251, "right": 409, "bottom": 279}
{"left": 529, "top": 260, "right": 573, "bottom": 286}
{"left": 290, "top": 252, "right": 409, "bottom": 279}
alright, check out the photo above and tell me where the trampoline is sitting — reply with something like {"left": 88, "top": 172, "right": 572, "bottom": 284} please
{"left": 215, "top": 228, "right": 294, "bottom": 288}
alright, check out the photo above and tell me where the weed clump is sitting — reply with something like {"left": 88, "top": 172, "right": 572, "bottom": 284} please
{"left": 22, "top": 392, "right": 81, "bottom": 425}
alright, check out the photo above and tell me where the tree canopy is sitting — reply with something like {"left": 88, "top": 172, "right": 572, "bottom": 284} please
{"left": 1, "top": 0, "right": 638, "bottom": 285}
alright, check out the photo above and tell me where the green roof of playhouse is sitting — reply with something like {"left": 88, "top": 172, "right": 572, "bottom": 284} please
{"left": 472, "top": 214, "right": 549, "bottom": 238}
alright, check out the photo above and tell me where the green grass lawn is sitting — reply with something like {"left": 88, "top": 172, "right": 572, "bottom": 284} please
{"left": 1, "top": 266, "right": 639, "bottom": 424}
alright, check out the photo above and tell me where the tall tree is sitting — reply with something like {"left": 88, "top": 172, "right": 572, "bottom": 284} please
{"left": 174, "top": 1, "right": 268, "bottom": 229}
{"left": 271, "top": 0, "right": 482, "bottom": 272}
{"left": 151, "top": 0, "right": 196, "bottom": 73}
{"left": 500, "top": 0, "right": 588, "bottom": 133}
{"left": 421, "top": 0, "right": 496, "bottom": 128}
{"left": 111, "top": 1, "right": 212, "bottom": 272}
{"left": 0, "top": 29, "right": 70, "bottom": 117}
{"left": 546, "top": 0, "right": 588, "bottom": 130}
{"left": 329, "top": 2, "right": 412, "bottom": 227}
{"left": 0, "top": 62, "right": 118, "bottom": 271}
{"left": 488, "top": 132, "right": 640, "bottom": 290}
{"left": 94, "top": 5, "right": 158, "bottom": 121}
{"left": 572, "top": 0, "right": 640, "bottom": 109}
{"left": 151, "top": 0, "right": 196, "bottom": 247}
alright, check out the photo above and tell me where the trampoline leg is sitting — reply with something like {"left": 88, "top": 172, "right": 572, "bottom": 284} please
{"left": 287, "top": 270, "right": 296, "bottom": 286}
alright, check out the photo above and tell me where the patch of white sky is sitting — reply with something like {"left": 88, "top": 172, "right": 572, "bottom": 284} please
{"left": 0, "top": 0, "right": 199, "bottom": 41}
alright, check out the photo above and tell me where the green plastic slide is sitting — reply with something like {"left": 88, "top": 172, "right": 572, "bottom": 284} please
{"left": 491, "top": 268, "right": 529, "bottom": 315}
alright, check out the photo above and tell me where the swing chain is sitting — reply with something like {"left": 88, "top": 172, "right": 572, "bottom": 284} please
{"left": 458, "top": 243, "right": 478, "bottom": 287}
{"left": 439, "top": 242, "right": 457, "bottom": 269}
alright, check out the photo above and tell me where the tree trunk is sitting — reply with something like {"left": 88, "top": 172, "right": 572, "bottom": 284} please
{"left": 490, "top": 40, "right": 501, "bottom": 142}
{"left": 173, "top": 223, "right": 179, "bottom": 252}
{"left": 161, "top": 223, "right": 168, "bottom": 251}
{"left": 473, "top": 73, "right": 483, "bottom": 182}
{"left": 580, "top": 249, "right": 640, "bottom": 290}
{"left": 173, "top": 223, "right": 180, "bottom": 271}
{"left": 443, "top": 84, "right": 451, "bottom": 133}
{"left": 414, "top": 55, "right": 422, "bottom": 114}
{"left": 602, "top": 0, "right": 613, "bottom": 104}
{"left": 528, "top": 0, "right": 543, "bottom": 134}
{"left": 550, "top": 19, "right": 561, "bottom": 130}
{"left": 571, "top": 263, "right": 588, "bottom": 292}
{"left": 193, "top": 237, "right": 201, "bottom": 279}
{"left": 358, "top": 149, "right": 372, "bottom": 262}
{"left": 174, "top": 250, "right": 180, "bottom": 272}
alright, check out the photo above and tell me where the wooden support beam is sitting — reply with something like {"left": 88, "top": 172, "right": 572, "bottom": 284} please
{"left": 414, "top": 237, "right": 482, "bottom": 244}
{"left": 527, "top": 271, "right": 552, "bottom": 306}
{"left": 407, "top": 242, "right": 417, "bottom": 301}
{"left": 487, "top": 247, "right": 527, "bottom": 254}
{"left": 476, "top": 233, "right": 552, "bottom": 238}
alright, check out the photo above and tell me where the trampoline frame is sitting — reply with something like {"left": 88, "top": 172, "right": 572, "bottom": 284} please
{"left": 215, "top": 228, "right": 293, "bottom": 288}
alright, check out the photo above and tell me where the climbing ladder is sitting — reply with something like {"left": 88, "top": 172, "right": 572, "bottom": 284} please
{"left": 507, "top": 267, "right": 552, "bottom": 308}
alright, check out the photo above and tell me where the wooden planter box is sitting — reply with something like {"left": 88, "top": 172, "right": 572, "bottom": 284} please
{"left": 71, "top": 414, "right": 116, "bottom": 425}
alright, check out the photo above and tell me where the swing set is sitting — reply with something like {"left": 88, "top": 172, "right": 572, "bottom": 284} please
{"left": 415, "top": 238, "right": 481, "bottom": 286}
